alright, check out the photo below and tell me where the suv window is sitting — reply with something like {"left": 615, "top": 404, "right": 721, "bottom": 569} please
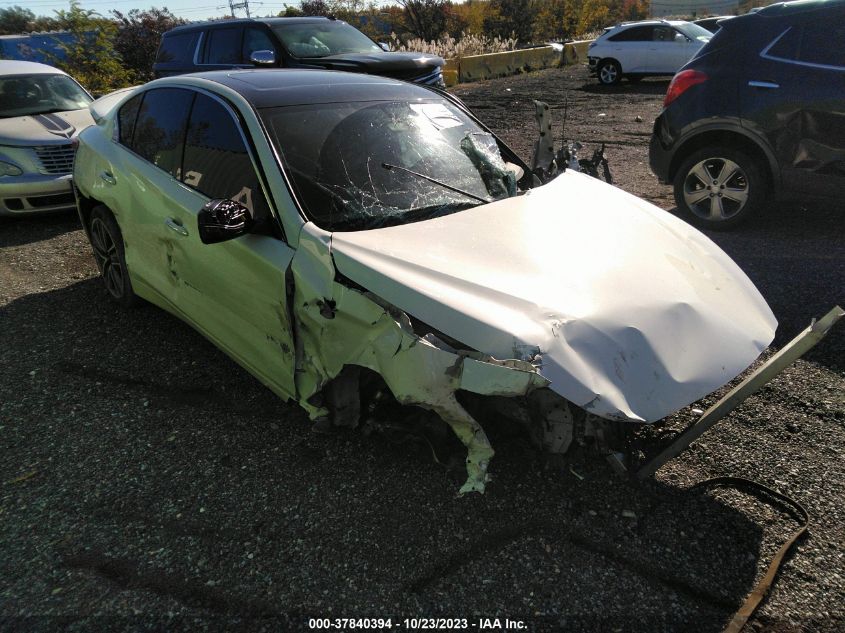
{"left": 131, "top": 88, "right": 195, "bottom": 177}
{"left": 766, "top": 22, "right": 845, "bottom": 68}
{"left": 243, "top": 27, "right": 276, "bottom": 61}
{"left": 182, "top": 94, "right": 270, "bottom": 221}
{"left": 156, "top": 32, "right": 199, "bottom": 63}
{"left": 608, "top": 26, "right": 654, "bottom": 42}
{"left": 204, "top": 27, "right": 242, "bottom": 64}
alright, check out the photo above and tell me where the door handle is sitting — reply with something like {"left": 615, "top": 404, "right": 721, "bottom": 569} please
{"left": 165, "top": 217, "right": 188, "bottom": 237}
{"left": 748, "top": 80, "right": 780, "bottom": 89}
{"left": 100, "top": 171, "right": 116, "bottom": 185}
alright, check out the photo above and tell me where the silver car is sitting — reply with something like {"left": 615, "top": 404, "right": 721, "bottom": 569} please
{"left": 0, "top": 60, "right": 93, "bottom": 216}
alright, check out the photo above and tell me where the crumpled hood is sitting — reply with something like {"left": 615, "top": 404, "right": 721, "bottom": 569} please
{"left": 330, "top": 171, "right": 777, "bottom": 423}
{"left": 0, "top": 108, "right": 94, "bottom": 145}
{"left": 303, "top": 52, "right": 443, "bottom": 74}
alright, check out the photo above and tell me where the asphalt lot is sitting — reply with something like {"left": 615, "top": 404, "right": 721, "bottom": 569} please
{"left": 1, "top": 65, "right": 844, "bottom": 632}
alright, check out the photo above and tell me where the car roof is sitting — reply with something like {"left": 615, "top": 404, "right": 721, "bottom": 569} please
{"left": 0, "top": 60, "right": 69, "bottom": 76}
{"left": 616, "top": 19, "right": 689, "bottom": 28}
{"left": 757, "top": 0, "right": 844, "bottom": 16}
{"left": 161, "top": 69, "right": 436, "bottom": 108}
{"left": 165, "top": 16, "right": 339, "bottom": 34}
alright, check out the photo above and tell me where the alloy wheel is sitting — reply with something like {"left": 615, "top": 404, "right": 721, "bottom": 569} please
{"left": 90, "top": 217, "right": 125, "bottom": 299}
{"left": 682, "top": 157, "right": 750, "bottom": 222}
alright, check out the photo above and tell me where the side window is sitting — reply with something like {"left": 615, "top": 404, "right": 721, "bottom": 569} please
{"left": 131, "top": 88, "right": 195, "bottom": 178}
{"left": 609, "top": 26, "right": 654, "bottom": 42}
{"left": 653, "top": 27, "right": 673, "bottom": 42}
{"left": 766, "top": 21, "right": 845, "bottom": 68}
{"left": 766, "top": 27, "right": 801, "bottom": 60}
{"left": 204, "top": 27, "right": 242, "bottom": 64}
{"left": 117, "top": 93, "right": 142, "bottom": 147}
{"left": 182, "top": 94, "right": 271, "bottom": 222}
{"left": 242, "top": 27, "right": 276, "bottom": 62}
{"left": 156, "top": 32, "right": 200, "bottom": 63}
{"left": 799, "top": 21, "right": 845, "bottom": 68}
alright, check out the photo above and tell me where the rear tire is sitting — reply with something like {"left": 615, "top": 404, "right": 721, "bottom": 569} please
{"left": 88, "top": 205, "right": 138, "bottom": 307}
{"left": 672, "top": 146, "right": 766, "bottom": 230}
{"left": 597, "top": 59, "right": 621, "bottom": 85}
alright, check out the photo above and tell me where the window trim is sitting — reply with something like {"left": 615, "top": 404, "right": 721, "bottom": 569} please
{"left": 181, "top": 87, "right": 286, "bottom": 241}
{"left": 760, "top": 26, "right": 845, "bottom": 72}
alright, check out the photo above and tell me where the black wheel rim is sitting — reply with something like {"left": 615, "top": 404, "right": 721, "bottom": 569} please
{"left": 90, "top": 218, "right": 124, "bottom": 299}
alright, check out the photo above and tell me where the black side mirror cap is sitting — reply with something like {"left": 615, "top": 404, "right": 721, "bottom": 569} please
{"left": 197, "top": 199, "right": 253, "bottom": 244}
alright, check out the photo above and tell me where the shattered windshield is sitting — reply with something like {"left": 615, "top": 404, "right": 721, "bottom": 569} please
{"left": 261, "top": 99, "right": 519, "bottom": 231}
{"left": 0, "top": 74, "right": 91, "bottom": 118}
{"left": 271, "top": 22, "right": 382, "bottom": 58}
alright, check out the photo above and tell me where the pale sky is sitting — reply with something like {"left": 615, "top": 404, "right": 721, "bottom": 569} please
{"left": 2, "top": 0, "right": 318, "bottom": 22}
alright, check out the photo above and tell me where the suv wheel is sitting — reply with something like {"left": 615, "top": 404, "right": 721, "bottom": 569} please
{"left": 598, "top": 60, "right": 621, "bottom": 85}
{"left": 89, "top": 205, "right": 139, "bottom": 307}
{"left": 673, "top": 146, "right": 764, "bottom": 230}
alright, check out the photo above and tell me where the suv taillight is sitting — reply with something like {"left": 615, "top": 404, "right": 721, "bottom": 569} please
{"left": 664, "top": 70, "right": 708, "bottom": 107}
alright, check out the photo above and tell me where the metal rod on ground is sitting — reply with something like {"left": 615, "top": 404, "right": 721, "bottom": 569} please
{"left": 637, "top": 305, "right": 844, "bottom": 480}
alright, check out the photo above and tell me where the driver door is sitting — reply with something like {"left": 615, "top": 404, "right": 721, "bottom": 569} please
{"left": 118, "top": 87, "right": 297, "bottom": 399}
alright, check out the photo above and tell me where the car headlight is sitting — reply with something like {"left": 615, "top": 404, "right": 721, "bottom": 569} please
{"left": 0, "top": 161, "right": 22, "bottom": 177}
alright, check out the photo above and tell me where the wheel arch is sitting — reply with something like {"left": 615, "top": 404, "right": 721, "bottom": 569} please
{"left": 668, "top": 129, "right": 779, "bottom": 193}
{"left": 599, "top": 57, "right": 622, "bottom": 72}
{"left": 74, "top": 187, "right": 102, "bottom": 242}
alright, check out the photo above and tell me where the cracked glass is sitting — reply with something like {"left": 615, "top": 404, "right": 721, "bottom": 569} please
{"left": 261, "top": 99, "right": 517, "bottom": 231}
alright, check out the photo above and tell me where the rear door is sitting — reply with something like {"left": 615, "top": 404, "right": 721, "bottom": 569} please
{"left": 111, "top": 87, "right": 197, "bottom": 296}
{"left": 740, "top": 12, "right": 845, "bottom": 197}
{"left": 606, "top": 25, "right": 654, "bottom": 74}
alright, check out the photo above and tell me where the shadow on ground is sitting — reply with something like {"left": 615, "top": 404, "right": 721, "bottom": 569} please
{"left": 0, "top": 212, "right": 80, "bottom": 248}
{"left": 0, "top": 279, "right": 801, "bottom": 632}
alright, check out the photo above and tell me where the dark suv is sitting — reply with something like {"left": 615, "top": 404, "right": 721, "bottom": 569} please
{"left": 153, "top": 17, "right": 444, "bottom": 87}
{"left": 649, "top": 0, "right": 845, "bottom": 229}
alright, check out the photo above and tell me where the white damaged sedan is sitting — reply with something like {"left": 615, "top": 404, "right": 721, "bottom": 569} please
{"left": 74, "top": 69, "right": 779, "bottom": 492}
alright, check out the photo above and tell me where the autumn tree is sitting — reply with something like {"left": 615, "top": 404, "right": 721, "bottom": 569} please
{"left": 484, "top": 0, "right": 537, "bottom": 42}
{"left": 112, "top": 8, "right": 185, "bottom": 83}
{"left": 577, "top": 0, "right": 611, "bottom": 36}
{"left": 396, "top": 0, "right": 449, "bottom": 40}
{"left": 533, "top": 0, "right": 579, "bottom": 41}
{"left": 450, "top": 0, "right": 492, "bottom": 36}
{"left": 50, "top": 1, "right": 131, "bottom": 95}
{"left": 0, "top": 6, "right": 35, "bottom": 34}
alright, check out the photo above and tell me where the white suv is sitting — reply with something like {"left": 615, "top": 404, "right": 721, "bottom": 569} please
{"left": 588, "top": 20, "right": 712, "bottom": 85}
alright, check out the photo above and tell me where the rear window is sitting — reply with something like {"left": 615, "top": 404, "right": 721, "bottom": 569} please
{"left": 156, "top": 32, "right": 199, "bottom": 64}
{"left": 608, "top": 26, "right": 654, "bottom": 42}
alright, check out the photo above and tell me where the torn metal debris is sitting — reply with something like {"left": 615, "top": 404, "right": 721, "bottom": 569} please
{"left": 531, "top": 99, "right": 612, "bottom": 183}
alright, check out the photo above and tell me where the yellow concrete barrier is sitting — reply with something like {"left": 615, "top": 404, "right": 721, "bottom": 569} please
{"left": 563, "top": 40, "right": 593, "bottom": 65}
{"left": 455, "top": 46, "right": 564, "bottom": 83}
{"left": 444, "top": 40, "right": 595, "bottom": 86}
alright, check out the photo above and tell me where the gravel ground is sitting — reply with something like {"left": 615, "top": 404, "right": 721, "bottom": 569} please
{"left": 1, "top": 65, "right": 843, "bottom": 633}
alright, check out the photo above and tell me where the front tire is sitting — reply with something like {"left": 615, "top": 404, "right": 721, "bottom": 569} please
{"left": 598, "top": 59, "right": 621, "bottom": 85}
{"left": 88, "top": 206, "right": 138, "bottom": 307}
{"left": 672, "top": 146, "right": 765, "bottom": 230}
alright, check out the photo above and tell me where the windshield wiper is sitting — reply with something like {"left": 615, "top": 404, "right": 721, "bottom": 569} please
{"left": 381, "top": 162, "right": 490, "bottom": 204}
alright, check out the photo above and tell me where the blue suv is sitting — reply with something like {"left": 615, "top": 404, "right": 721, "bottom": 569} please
{"left": 649, "top": 0, "right": 845, "bottom": 229}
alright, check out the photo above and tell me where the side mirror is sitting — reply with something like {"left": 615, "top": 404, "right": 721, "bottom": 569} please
{"left": 197, "top": 199, "right": 253, "bottom": 244}
{"left": 249, "top": 49, "right": 276, "bottom": 66}
{"left": 675, "top": 33, "right": 689, "bottom": 43}
{"left": 378, "top": 42, "right": 390, "bottom": 52}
